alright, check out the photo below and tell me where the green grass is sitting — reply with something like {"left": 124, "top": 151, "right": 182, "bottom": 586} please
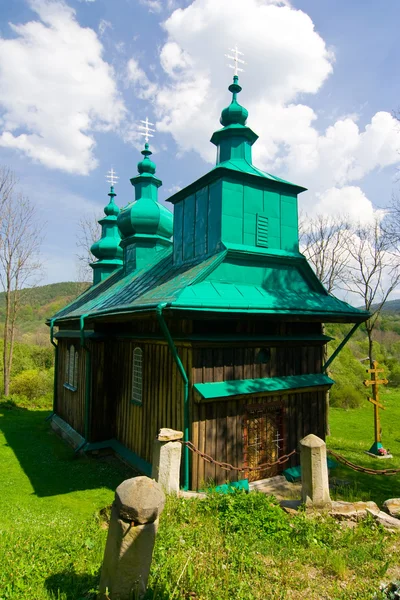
{"left": 0, "top": 403, "right": 133, "bottom": 599}
{"left": 3, "top": 396, "right": 400, "bottom": 599}
{"left": 328, "top": 388, "right": 400, "bottom": 505}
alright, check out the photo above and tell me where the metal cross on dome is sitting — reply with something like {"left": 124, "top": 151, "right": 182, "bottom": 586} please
{"left": 225, "top": 44, "right": 245, "bottom": 76}
{"left": 106, "top": 167, "right": 119, "bottom": 187}
{"left": 138, "top": 117, "right": 155, "bottom": 144}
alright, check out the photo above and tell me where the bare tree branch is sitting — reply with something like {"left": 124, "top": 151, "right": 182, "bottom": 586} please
{"left": 341, "top": 217, "right": 400, "bottom": 367}
{"left": 299, "top": 213, "right": 350, "bottom": 293}
{"left": 75, "top": 213, "right": 101, "bottom": 283}
{"left": 0, "top": 176, "right": 44, "bottom": 395}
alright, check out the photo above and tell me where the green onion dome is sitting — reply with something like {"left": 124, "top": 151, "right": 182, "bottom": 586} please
{"left": 220, "top": 75, "right": 248, "bottom": 127}
{"left": 137, "top": 143, "right": 156, "bottom": 175}
{"left": 117, "top": 144, "right": 173, "bottom": 242}
{"left": 90, "top": 187, "right": 123, "bottom": 261}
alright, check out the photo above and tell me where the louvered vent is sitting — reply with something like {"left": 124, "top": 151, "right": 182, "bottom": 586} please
{"left": 256, "top": 214, "right": 269, "bottom": 247}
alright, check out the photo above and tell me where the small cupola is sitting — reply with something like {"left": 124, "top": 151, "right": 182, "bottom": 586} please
{"left": 117, "top": 124, "right": 173, "bottom": 273}
{"left": 90, "top": 172, "right": 123, "bottom": 285}
{"left": 211, "top": 74, "right": 258, "bottom": 166}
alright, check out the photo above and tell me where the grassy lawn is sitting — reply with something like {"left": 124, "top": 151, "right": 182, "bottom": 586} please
{"left": 328, "top": 388, "right": 400, "bottom": 505}
{"left": 2, "top": 395, "right": 400, "bottom": 599}
{"left": 0, "top": 403, "right": 133, "bottom": 600}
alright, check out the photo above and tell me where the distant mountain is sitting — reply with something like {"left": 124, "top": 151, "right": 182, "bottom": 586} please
{"left": 360, "top": 299, "right": 400, "bottom": 314}
{"left": 0, "top": 282, "right": 90, "bottom": 345}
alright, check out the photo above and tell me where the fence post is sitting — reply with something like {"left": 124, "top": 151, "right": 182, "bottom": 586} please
{"left": 98, "top": 476, "right": 165, "bottom": 600}
{"left": 300, "top": 434, "right": 332, "bottom": 509}
{"left": 152, "top": 428, "right": 183, "bottom": 494}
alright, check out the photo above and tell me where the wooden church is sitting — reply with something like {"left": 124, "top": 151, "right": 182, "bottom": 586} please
{"left": 48, "top": 73, "right": 368, "bottom": 490}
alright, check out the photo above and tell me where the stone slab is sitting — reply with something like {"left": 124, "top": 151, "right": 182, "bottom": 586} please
{"left": 50, "top": 414, "right": 85, "bottom": 449}
{"left": 383, "top": 498, "right": 400, "bottom": 517}
{"left": 329, "top": 501, "right": 379, "bottom": 521}
{"left": 157, "top": 428, "right": 183, "bottom": 442}
{"left": 367, "top": 508, "right": 400, "bottom": 531}
{"left": 364, "top": 451, "right": 393, "bottom": 459}
{"left": 249, "top": 475, "right": 301, "bottom": 500}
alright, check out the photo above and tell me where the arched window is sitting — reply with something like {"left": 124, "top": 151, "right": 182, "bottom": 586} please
{"left": 132, "top": 347, "right": 143, "bottom": 405}
{"left": 64, "top": 344, "right": 79, "bottom": 391}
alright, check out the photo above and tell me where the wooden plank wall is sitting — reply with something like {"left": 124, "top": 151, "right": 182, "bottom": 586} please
{"left": 191, "top": 389, "right": 326, "bottom": 489}
{"left": 192, "top": 344, "right": 322, "bottom": 382}
{"left": 190, "top": 342, "right": 325, "bottom": 489}
{"left": 110, "top": 340, "right": 190, "bottom": 465}
{"left": 90, "top": 341, "right": 109, "bottom": 442}
{"left": 56, "top": 339, "right": 86, "bottom": 436}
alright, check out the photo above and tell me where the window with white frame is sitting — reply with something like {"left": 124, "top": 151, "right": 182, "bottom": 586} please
{"left": 64, "top": 344, "right": 79, "bottom": 390}
{"left": 132, "top": 347, "right": 143, "bottom": 405}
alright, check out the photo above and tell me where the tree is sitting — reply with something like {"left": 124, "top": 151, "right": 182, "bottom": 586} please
{"left": 0, "top": 188, "right": 43, "bottom": 395}
{"left": 299, "top": 213, "right": 351, "bottom": 434}
{"left": 76, "top": 213, "right": 100, "bottom": 283}
{"left": 299, "top": 213, "right": 350, "bottom": 293}
{"left": 343, "top": 217, "right": 400, "bottom": 368}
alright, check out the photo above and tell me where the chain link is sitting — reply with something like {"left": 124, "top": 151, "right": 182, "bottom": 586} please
{"left": 327, "top": 449, "right": 400, "bottom": 476}
{"left": 181, "top": 440, "right": 296, "bottom": 473}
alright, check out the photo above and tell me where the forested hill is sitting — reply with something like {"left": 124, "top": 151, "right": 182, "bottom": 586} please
{"left": 376, "top": 299, "right": 400, "bottom": 313}
{"left": 0, "top": 282, "right": 90, "bottom": 345}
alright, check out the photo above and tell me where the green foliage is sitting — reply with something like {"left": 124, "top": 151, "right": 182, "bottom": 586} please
{"left": 331, "top": 384, "right": 364, "bottom": 408}
{"left": 389, "top": 363, "right": 400, "bottom": 387}
{"left": 197, "top": 490, "right": 291, "bottom": 539}
{"left": 328, "top": 345, "right": 367, "bottom": 408}
{"left": 9, "top": 368, "right": 53, "bottom": 401}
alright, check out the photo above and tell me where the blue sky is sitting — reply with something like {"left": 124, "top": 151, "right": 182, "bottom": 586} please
{"left": 0, "top": 0, "right": 399, "bottom": 284}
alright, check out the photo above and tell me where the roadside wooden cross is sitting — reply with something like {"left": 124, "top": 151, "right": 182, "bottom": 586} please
{"left": 363, "top": 361, "right": 388, "bottom": 455}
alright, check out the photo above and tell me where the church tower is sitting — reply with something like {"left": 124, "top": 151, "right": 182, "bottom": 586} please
{"left": 168, "top": 73, "right": 306, "bottom": 265}
{"left": 90, "top": 171, "right": 123, "bottom": 285}
{"left": 117, "top": 121, "right": 173, "bottom": 274}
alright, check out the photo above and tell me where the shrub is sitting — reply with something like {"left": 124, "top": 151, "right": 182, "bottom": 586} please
{"left": 10, "top": 368, "right": 53, "bottom": 401}
{"left": 389, "top": 364, "right": 400, "bottom": 387}
{"left": 330, "top": 384, "right": 364, "bottom": 409}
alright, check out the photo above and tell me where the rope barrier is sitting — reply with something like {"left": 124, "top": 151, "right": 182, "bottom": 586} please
{"left": 181, "top": 440, "right": 296, "bottom": 473}
{"left": 327, "top": 449, "right": 400, "bottom": 476}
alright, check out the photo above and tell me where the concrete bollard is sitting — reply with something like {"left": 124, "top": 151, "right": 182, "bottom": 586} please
{"left": 151, "top": 428, "right": 183, "bottom": 495}
{"left": 300, "top": 434, "right": 332, "bottom": 509}
{"left": 98, "top": 476, "right": 165, "bottom": 600}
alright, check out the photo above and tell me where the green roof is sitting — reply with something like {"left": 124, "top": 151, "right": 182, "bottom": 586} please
{"left": 193, "top": 374, "right": 335, "bottom": 401}
{"left": 49, "top": 244, "right": 369, "bottom": 324}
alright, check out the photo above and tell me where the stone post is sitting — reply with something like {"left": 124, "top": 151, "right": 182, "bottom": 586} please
{"left": 152, "top": 428, "right": 183, "bottom": 495}
{"left": 300, "top": 434, "right": 332, "bottom": 509}
{"left": 98, "top": 476, "right": 165, "bottom": 600}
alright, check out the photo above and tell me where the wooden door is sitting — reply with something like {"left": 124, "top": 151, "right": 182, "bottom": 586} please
{"left": 243, "top": 402, "right": 284, "bottom": 482}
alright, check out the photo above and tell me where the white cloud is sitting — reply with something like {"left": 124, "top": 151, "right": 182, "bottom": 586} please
{"left": 140, "top": 0, "right": 163, "bottom": 12}
{"left": 140, "top": 0, "right": 187, "bottom": 13}
{"left": 129, "top": 0, "right": 400, "bottom": 220}
{"left": 314, "top": 186, "right": 380, "bottom": 225}
{"left": 98, "top": 19, "right": 112, "bottom": 37}
{"left": 126, "top": 58, "right": 158, "bottom": 100}
{"left": 0, "top": 0, "right": 126, "bottom": 174}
